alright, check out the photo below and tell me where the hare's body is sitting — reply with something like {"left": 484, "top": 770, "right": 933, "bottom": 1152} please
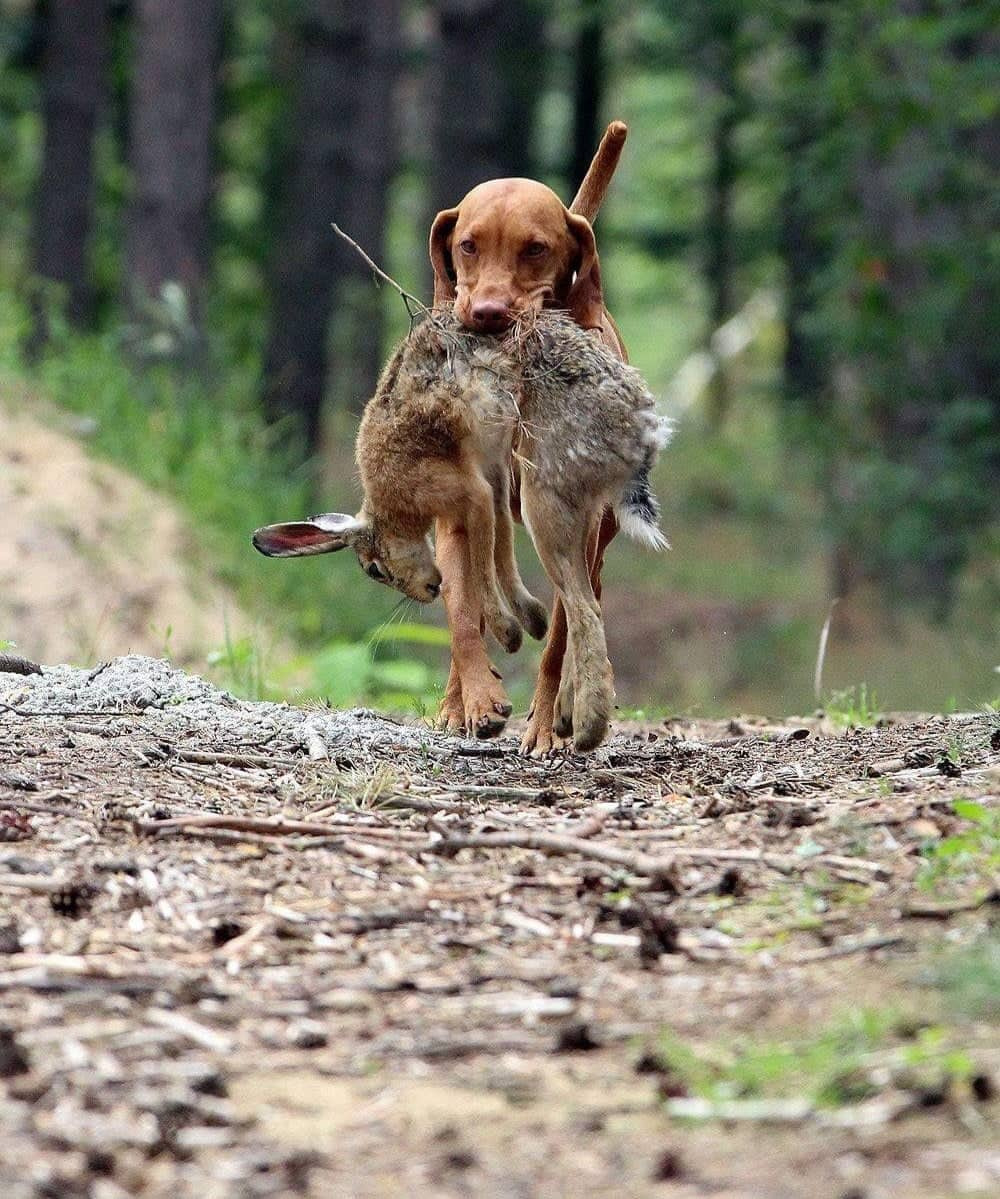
{"left": 254, "top": 308, "right": 668, "bottom": 751}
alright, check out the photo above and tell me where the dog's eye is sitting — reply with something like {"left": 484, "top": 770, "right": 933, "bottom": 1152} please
{"left": 458, "top": 239, "right": 476, "bottom": 256}
{"left": 524, "top": 241, "right": 548, "bottom": 258}
{"left": 366, "top": 561, "right": 389, "bottom": 582}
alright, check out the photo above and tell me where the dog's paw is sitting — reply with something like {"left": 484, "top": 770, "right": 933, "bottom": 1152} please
{"left": 520, "top": 706, "right": 566, "bottom": 757}
{"left": 463, "top": 685, "right": 513, "bottom": 740}
{"left": 436, "top": 693, "right": 467, "bottom": 735}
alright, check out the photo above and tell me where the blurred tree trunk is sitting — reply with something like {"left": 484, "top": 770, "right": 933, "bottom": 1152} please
{"left": 701, "top": 11, "right": 743, "bottom": 431}
{"left": 780, "top": 9, "right": 827, "bottom": 412}
{"left": 27, "top": 0, "right": 109, "bottom": 354}
{"left": 569, "top": 1, "right": 606, "bottom": 202}
{"left": 263, "top": 1, "right": 401, "bottom": 452}
{"left": 427, "top": 0, "right": 507, "bottom": 219}
{"left": 427, "top": 0, "right": 546, "bottom": 218}
{"left": 125, "top": 0, "right": 220, "bottom": 330}
{"left": 337, "top": 0, "right": 403, "bottom": 416}
{"left": 499, "top": 1, "right": 547, "bottom": 180}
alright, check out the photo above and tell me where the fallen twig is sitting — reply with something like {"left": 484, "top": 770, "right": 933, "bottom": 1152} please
{"left": 423, "top": 830, "right": 871, "bottom": 880}
{"left": 785, "top": 933, "right": 906, "bottom": 963}
{"left": 174, "top": 748, "right": 300, "bottom": 770}
{"left": 902, "top": 889, "right": 998, "bottom": 919}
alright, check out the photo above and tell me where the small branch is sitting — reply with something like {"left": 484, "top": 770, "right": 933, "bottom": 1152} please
{"left": 423, "top": 831, "right": 871, "bottom": 880}
{"left": 813, "top": 598, "right": 839, "bottom": 702}
{"left": 173, "top": 749, "right": 300, "bottom": 771}
{"left": 332, "top": 223, "right": 432, "bottom": 323}
{"left": 137, "top": 813, "right": 350, "bottom": 838}
{"left": 785, "top": 933, "right": 906, "bottom": 963}
{"left": 902, "top": 889, "right": 998, "bottom": 919}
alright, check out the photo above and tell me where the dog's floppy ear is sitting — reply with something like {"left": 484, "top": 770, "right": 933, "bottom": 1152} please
{"left": 252, "top": 513, "right": 368, "bottom": 558}
{"left": 564, "top": 211, "right": 605, "bottom": 331}
{"left": 429, "top": 206, "right": 460, "bottom": 305}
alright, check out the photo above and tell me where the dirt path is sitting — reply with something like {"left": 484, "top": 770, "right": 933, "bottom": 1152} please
{"left": 1, "top": 657, "right": 997, "bottom": 1198}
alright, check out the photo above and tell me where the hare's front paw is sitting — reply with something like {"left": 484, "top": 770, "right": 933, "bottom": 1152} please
{"left": 487, "top": 606, "right": 523, "bottom": 654}
{"left": 514, "top": 592, "right": 549, "bottom": 642}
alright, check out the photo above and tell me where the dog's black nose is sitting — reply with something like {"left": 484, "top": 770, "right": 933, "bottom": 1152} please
{"left": 470, "top": 300, "right": 512, "bottom": 332}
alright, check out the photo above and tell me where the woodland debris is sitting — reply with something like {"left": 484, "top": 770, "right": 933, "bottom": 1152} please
{"left": 1, "top": 656, "right": 996, "bottom": 1197}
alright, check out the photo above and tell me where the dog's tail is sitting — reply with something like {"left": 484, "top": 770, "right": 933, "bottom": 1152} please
{"left": 616, "top": 418, "right": 673, "bottom": 551}
{"left": 570, "top": 121, "right": 628, "bottom": 224}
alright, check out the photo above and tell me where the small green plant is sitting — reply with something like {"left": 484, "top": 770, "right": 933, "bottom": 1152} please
{"left": 825, "top": 683, "right": 879, "bottom": 728}
{"left": 0, "top": 638, "right": 14, "bottom": 652}
{"left": 652, "top": 1008, "right": 973, "bottom": 1111}
{"left": 207, "top": 630, "right": 270, "bottom": 701}
{"left": 918, "top": 799, "right": 1000, "bottom": 896}
{"left": 922, "top": 933, "right": 1000, "bottom": 1020}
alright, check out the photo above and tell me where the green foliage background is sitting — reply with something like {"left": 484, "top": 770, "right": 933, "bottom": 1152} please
{"left": 0, "top": 0, "right": 996, "bottom": 717}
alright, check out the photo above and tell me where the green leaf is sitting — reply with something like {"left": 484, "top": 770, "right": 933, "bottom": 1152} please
{"left": 373, "top": 622, "right": 452, "bottom": 647}
{"left": 951, "top": 800, "right": 988, "bottom": 825}
{"left": 313, "top": 642, "right": 371, "bottom": 707}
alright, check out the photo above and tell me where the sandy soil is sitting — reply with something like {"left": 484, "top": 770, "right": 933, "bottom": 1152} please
{"left": 0, "top": 404, "right": 253, "bottom": 668}
{"left": 0, "top": 657, "right": 997, "bottom": 1198}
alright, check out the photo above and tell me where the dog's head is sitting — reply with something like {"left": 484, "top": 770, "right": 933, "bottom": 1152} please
{"left": 429, "top": 178, "right": 604, "bottom": 335}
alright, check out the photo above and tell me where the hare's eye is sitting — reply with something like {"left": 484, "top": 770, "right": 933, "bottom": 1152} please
{"left": 458, "top": 239, "right": 476, "bottom": 256}
{"left": 366, "top": 561, "right": 388, "bottom": 582}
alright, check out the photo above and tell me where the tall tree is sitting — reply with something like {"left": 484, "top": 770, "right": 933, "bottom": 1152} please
{"left": 427, "top": 0, "right": 547, "bottom": 220}
{"left": 125, "top": 0, "right": 220, "bottom": 331}
{"left": 673, "top": 0, "right": 749, "bottom": 430}
{"left": 28, "top": 0, "right": 109, "bottom": 352}
{"left": 568, "top": 1, "right": 606, "bottom": 200}
{"left": 336, "top": 0, "right": 403, "bottom": 416}
{"left": 263, "top": 1, "right": 402, "bottom": 451}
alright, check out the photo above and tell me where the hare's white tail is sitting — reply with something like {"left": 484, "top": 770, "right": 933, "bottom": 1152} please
{"left": 617, "top": 416, "right": 673, "bottom": 551}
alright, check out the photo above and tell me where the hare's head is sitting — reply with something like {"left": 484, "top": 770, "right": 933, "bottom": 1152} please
{"left": 252, "top": 512, "right": 442, "bottom": 602}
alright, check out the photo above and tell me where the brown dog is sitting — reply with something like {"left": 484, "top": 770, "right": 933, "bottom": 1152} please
{"left": 428, "top": 122, "right": 629, "bottom": 753}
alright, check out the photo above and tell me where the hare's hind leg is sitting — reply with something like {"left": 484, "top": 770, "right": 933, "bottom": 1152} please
{"left": 490, "top": 467, "right": 548, "bottom": 642}
{"left": 464, "top": 475, "right": 523, "bottom": 654}
{"left": 522, "top": 486, "right": 615, "bottom": 753}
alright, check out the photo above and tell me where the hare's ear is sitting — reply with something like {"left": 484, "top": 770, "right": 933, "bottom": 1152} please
{"left": 564, "top": 211, "right": 605, "bottom": 331}
{"left": 252, "top": 514, "right": 367, "bottom": 558}
{"left": 429, "top": 206, "right": 460, "bottom": 305}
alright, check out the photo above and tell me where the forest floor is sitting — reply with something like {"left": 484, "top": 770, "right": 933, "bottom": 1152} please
{"left": 1, "top": 656, "right": 998, "bottom": 1199}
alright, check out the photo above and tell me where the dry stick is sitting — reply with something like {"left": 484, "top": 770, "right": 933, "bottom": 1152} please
{"left": 331, "top": 223, "right": 432, "bottom": 323}
{"left": 786, "top": 933, "right": 906, "bottom": 963}
{"left": 427, "top": 831, "right": 891, "bottom": 881}
{"left": 173, "top": 749, "right": 300, "bottom": 771}
{"left": 813, "top": 598, "right": 839, "bottom": 703}
{"left": 134, "top": 812, "right": 421, "bottom": 843}
{"left": 0, "top": 797, "right": 78, "bottom": 817}
{"left": 902, "top": 888, "right": 998, "bottom": 919}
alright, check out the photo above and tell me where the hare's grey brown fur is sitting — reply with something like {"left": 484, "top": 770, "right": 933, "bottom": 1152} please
{"left": 253, "top": 308, "right": 669, "bottom": 752}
